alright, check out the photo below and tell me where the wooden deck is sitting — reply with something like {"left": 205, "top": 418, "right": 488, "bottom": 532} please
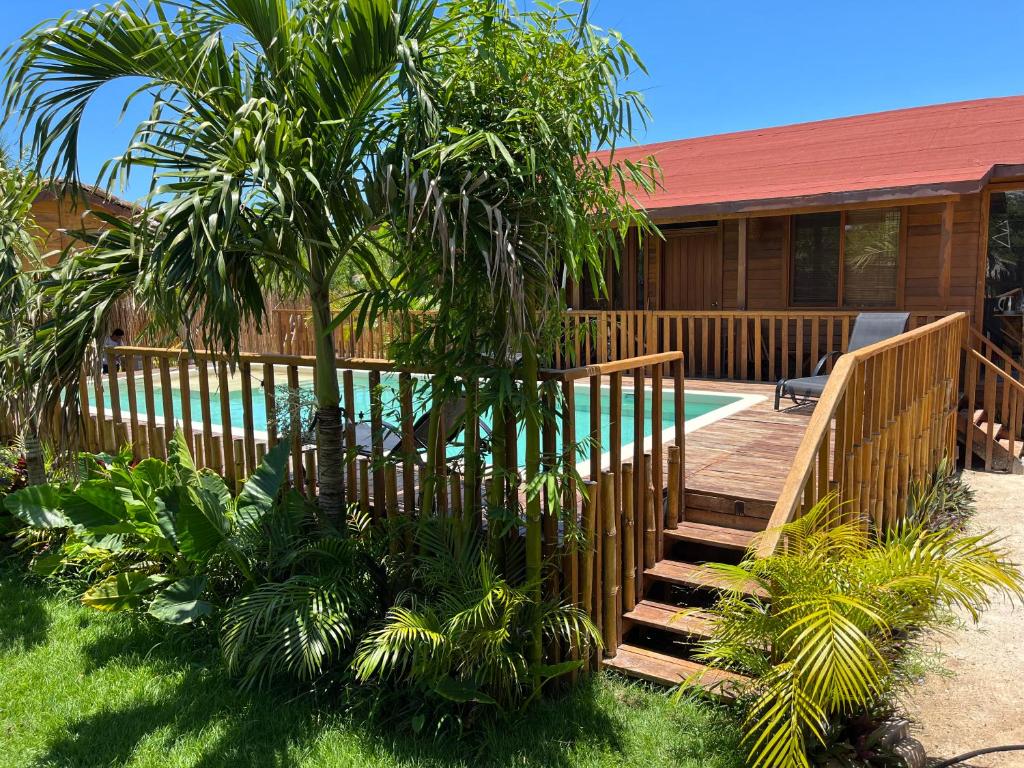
{"left": 681, "top": 378, "right": 811, "bottom": 515}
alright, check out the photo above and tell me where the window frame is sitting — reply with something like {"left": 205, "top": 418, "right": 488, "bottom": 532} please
{"left": 788, "top": 207, "right": 905, "bottom": 309}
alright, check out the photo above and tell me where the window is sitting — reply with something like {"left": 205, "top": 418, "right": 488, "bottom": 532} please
{"left": 843, "top": 209, "right": 900, "bottom": 307}
{"left": 792, "top": 212, "right": 840, "bottom": 305}
{"left": 790, "top": 208, "right": 901, "bottom": 307}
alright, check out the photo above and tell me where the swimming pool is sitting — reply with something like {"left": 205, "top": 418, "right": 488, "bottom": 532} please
{"left": 88, "top": 368, "right": 760, "bottom": 465}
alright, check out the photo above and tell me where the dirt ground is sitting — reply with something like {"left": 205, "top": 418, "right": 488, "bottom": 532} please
{"left": 906, "top": 470, "right": 1024, "bottom": 767}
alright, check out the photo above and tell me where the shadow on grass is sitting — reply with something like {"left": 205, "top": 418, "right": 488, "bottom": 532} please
{"left": 28, "top": 599, "right": 737, "bottom": 768}
{"left": 38, "top": 616, "right": 319, "bottom": 768}
{"left": 0, "top": 567, "right": 51, "bottom": 652}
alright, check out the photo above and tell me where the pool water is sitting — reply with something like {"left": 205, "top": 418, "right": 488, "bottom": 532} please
{"left": 89, "top": 369, "right": 742, "bottom": 463}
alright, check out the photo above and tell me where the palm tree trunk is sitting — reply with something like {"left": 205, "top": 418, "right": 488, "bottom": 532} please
{"left": 522, "top": 341, "right": 543, "bottom": 668}
{"left": 23, "top": 427, "right": 45, "bottom": 486}
{"left": 309, "top": 285, "right": 345, "bottom": 521}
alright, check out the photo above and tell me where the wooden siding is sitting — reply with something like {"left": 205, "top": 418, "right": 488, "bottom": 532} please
{"left": 30, "top": 193, "right": 130, "bottom": 264}
{"left": 903, "top": 194, "right": 984, "bottom": 313}
{"left": 601, "top": 192, "right": 989, "bottom": 323}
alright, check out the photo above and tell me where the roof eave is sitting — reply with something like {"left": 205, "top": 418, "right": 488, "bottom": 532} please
{"left": 644, "top": 177, "right": 991, "bottom": 224}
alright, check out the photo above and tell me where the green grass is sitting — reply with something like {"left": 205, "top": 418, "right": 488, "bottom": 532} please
{"left": 0, "top": 569, "right": 745, "bottom": 768}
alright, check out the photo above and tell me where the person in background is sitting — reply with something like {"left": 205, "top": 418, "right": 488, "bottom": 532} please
{"left": 102, "top": 328, "right": 125, "bottom": 374}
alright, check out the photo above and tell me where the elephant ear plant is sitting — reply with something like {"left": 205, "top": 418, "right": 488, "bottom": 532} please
{"left": 3, "top": 429, "right": 290, "bottom": 624}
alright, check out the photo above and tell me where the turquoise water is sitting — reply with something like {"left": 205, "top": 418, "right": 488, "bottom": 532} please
{"left": 89, "top": 370, "right": 741, "bottom": 461}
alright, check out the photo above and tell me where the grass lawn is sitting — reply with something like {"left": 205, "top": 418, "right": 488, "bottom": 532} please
{"left": 0, "top": 568, "right": 745, "bottom": 768}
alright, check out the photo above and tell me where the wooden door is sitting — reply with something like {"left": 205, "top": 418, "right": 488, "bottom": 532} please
{"left": 660, "top": 229, "right": 722, "bottom": 310}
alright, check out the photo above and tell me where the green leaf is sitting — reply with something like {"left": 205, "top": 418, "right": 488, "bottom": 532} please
{"left": 82, "top": 572, "right": 168, "bottom": 612}
{"left": 235, "top": 441, "right": 289, "bottom": 530}
{"left": 147, "top": 576, "right": 213, "bottom": 624}
{"left": 3, "top": 485, "right": 69, "bottom": 528}
{"left": 431, "top": 677, "right": 497, "bottom": 705}
{"left": 530, "top": 659, "right": 583, "bottom": 683}
{"left": 61, "top": 481, "right": 134, "bottom": 534}
{"left": 30, "top": 552, "right": 65, "bottom": 576}
{"left": 130, "top": 457, "right": 171, "bottom": 492}
{"left": 173, "top": 485, "right": 230, "bottom": 561}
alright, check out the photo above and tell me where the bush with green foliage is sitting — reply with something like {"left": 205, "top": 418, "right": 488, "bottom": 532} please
{"left": 354, "top": 521, "right": 599, "bottom": 724}
{"left": 220, "top": 501, "right": 385, "bottom": 690}
{"left": 0, "top": 445, "right": 28, "bottom": 536}
{"left": 692, "top": 497, "right": 1023, "bottom": 768}
{"left": 906, "top": 458, "right": 976, "bottom": 531}
{"left": 3, "top": 430, "right": 291, "bottom": 624}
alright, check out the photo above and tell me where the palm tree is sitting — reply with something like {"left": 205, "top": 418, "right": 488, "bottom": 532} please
{"left": 349, "top": 0, "right": 658, "bottom": 664}
{"left": 0, "top": 153, "right": 48, "bottom": 485}
{"left": 2, "top": 0, "right": 444, "bottom": 517}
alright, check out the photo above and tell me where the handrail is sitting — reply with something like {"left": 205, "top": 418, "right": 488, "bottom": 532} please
{"left": 968, "top": 348, "right": 1024, "bottom": 396}
{"left": 757, "top": 312, "right": 968, "bottom": 557}
{"left": 543, "top": 352, "right": 683, "bottom": 382}
{"left": 968, "top": 327, "right": 1024, "bottom": 381}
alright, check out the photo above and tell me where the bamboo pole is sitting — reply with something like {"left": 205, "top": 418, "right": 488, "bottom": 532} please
{"left": 666, "top": 445, "right": 681, "bottom": 530}
{"left": 621, "top": 463, "right": 635, "bottom": 613}
{"left": 644, "top": 484, "right": 657, "bottom": 570}
{"left": 385, "top": 464, "right": 400, "bottom": 556}
{"left": 601, "top": 470, "right": 618, "bottom": 658}
{"left": 580, "top": 480, "right": 596, "bottom": 669}
{"left": 234, "top": 439, "right": 246, "bottom": 494}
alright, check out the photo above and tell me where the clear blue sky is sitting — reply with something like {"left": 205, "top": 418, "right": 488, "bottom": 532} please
{"left": 3, "top": 0, "right": 1024, "bottom": 202}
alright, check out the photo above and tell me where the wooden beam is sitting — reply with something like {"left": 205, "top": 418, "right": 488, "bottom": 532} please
{"left": 736, "top": 217, "right": 748, "bottom": 310}
{"left": 974, "top": 189, "right": 991, "bottom": 327}
{"left": 650, "top": 193, "right": 963, "bottom": 225}
{"left": 938, "top": 200, "right": 954, "bottom": 310}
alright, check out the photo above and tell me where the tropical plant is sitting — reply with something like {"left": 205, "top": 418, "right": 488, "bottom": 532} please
{"left": 692, "top": 496, "right": 1024, "bottom": 768}
{"left": 219, "top": 498, "right": 385, "bottom": 690}
{"left": 3, "top": 430, "right": 291, "bottom": 623}
{"left": 1, "top": 0, "right": 452, "bottom": 519}
{"left": 353, "top": 519, "right": 599, "bottom": 721}
{"left": 0, "top": 156, "right": 47, "bottom": 485}
{"left": 906, "top": 458, "right": 976, "bottom": 531}
{"left": 348, "top": 0, "right": 657, "bottom": 664}
{"left": 0, "top": 444, "right": 29, "bottom": 537}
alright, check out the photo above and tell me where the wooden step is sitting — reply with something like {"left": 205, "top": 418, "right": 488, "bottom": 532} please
{"left": 645, "top": 559, "right": 768, "bottom": 598}
{"left": 664, "top": 521, "right": 757, "bottom": 551}
{"left": 623, "top": 600, "right": 716, "bottom": 639}
{"left": 602, "top": 643, "right": 748, "bottom": 696}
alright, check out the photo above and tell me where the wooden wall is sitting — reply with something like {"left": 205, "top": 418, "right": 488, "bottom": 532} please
{"left": 30, "top": 191, "right": 132, "bottom": 265}
{"left": 650, "top": 193, "right": 987, "bottom": 319}
{"left": 903, "top": 194, "right": 984, "bottom": 314}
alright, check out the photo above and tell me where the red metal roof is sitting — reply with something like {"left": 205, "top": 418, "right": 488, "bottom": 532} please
{"left": 599, "top": 95, "right": 1024, "bottom": 220}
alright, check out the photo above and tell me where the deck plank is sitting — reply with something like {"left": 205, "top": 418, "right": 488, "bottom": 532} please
{"left": 679, "top": 378, "right": 810, "bottom": 505}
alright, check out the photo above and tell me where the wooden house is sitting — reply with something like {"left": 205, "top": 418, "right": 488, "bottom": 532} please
{"left": 578, "top": 95, "right": 1024, "bottom": 356}
{"left": 30, "top": 182, "right": 137, "bottom": 264}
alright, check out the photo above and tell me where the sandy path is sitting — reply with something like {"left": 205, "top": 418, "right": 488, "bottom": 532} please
{"left": 906, "top": 470, "right": 1024, "bottom": 767}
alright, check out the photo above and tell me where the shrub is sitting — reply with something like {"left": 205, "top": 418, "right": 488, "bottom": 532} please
{"left": 906, "top": 458, "right": 976, "bottom": 531}
{"left": 0, "top": 445, "right": 28, "bottom": 537}
{"left": 3, "top": 430, "right": 290, "bottom": 624}
{"left": 219, "top": 500, "right": 385, "bottom": 690}
{"left": 692, "top": 497, "right": 1023, "bottom": 768}
{"left": 353, "top": 520, "right": 598, "bottom": 725}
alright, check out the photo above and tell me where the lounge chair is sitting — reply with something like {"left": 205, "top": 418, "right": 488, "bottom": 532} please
{"left": 349, "top": 396, "right": 485, "bottom": 465}
{"left": 774, "top": 312, "right": 910, "bottom": 410}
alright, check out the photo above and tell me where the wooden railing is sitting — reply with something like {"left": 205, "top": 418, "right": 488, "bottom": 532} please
{"left": 755, "top": 313, "right": 967, "bottom": 555}
{"left": 82, "top": 346, "right": 686, "bottom": 668}
{"left": 963, "top": 328, "right": 1024, "bottom": 470}
{"left": 559, "top": 310, "right": 950, "bottom": 381}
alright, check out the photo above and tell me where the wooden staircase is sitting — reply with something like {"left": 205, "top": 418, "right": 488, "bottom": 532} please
{"left": 959, "top": 407, "right": 1024, "bottom": 473}
{"left": 961, "top": 329, "right": 1024, "bottom": 473}
{"left": 602, "top": 501, "right": 760, "bottom": 697}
